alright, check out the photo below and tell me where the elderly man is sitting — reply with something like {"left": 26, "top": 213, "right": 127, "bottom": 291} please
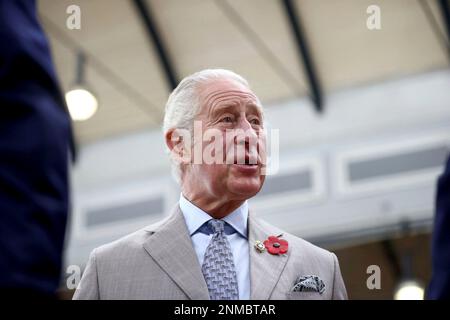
{"left": 73, "top": 69, "right": 347, "bottom": 300}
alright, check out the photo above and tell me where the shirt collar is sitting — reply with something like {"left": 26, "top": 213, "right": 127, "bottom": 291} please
{"left": 179, "top": 193, "right": 248, "bottom": 239}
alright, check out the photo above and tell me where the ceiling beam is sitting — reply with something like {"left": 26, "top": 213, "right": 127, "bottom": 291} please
{"left": 381, "top": 239, "right": 402, "bottom": 280}
{"left": 132, "top": 0, "right": 178, "bottom": 90}
{"left": 438, "top": 0, "right": 450, "bottom": 55}
{"left": 281, "top": 0, "right": 323, "bottom": 113}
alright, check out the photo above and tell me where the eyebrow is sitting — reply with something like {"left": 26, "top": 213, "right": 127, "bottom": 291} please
{"left": 210, "top": 104, "right": 237, "bottom": 117}
{"left": 210, "top": 104, "right": 263, "bottom": 121}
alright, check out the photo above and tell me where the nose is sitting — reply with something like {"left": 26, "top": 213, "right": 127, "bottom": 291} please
{"left": 234, "top": 117, "right": 259, "bottom": 148}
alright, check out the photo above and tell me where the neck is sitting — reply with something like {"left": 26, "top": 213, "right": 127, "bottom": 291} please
{"left": 182, "top": 190, "right": 245, "bottom": 219}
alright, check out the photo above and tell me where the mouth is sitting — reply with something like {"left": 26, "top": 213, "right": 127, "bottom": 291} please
{"left": 233, "top": 154, "right": 259, "bottom": 166}
{"left": 231, "top": 154, "right": 260, "bottom": 174}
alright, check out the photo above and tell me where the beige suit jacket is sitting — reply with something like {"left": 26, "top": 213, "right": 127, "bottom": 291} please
{"left": 73, "top": 205, "right": 347, "bottom": 300}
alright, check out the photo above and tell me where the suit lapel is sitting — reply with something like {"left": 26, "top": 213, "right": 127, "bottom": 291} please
{"left": 142, "top": 206, "right": 210, "bottom": 300}
{"left": 248, "top": 213, "right": 290, "bottom": 300}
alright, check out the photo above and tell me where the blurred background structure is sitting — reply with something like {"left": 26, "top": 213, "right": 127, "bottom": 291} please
{"left": 37, "top": 0, "right": 450, "bottom": 299}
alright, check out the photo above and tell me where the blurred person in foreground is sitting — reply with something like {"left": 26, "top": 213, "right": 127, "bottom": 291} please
{"left": 74, "top": 69, "right": 347, "bottom": 300}
{"left": 0, "top": 0, "right": 72, "bottom": 298}
{"left": 428, "top": 154, "right": 450, "bottom": 299}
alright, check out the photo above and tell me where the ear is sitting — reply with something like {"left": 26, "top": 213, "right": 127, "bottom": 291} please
{"left": 165, "top": 128, "right": 191, "bottom": 164}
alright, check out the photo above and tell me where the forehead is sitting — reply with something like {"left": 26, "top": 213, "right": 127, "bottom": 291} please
{"left": 197, "top": 78, "right": 261, "bottom": 111}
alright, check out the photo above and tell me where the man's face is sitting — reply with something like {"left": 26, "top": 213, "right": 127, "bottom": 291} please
{"left": 184, "top": 78, "right": 266, "bottom": 202}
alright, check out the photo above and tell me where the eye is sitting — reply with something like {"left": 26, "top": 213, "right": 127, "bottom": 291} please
{"left": 221, "top": 116, "right": 234, "bottom": 123}
{"left": 249, "top": 118, "right": 261, "bottom": 125}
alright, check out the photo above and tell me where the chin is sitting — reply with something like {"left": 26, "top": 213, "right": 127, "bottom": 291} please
{"left": 228, "top": 177, "right": 264, "bottom": 199}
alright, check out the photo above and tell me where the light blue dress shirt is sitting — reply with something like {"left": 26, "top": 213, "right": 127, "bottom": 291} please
{"left": 179, "top": 193, "right": 250, "bottom": 300}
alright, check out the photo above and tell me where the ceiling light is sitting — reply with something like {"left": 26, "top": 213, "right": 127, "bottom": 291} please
{"left": 65, "top": 52, "right": 98, "bottom": 121}
{"left": 394, "top": 280, "right": 425, "bottom": 300}
{"left": 65, "top": 87, "right": 98, "bottom": 121}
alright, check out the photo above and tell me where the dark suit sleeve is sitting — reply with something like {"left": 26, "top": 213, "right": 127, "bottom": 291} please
{"left": 428, "top": 154, "right": 450, "bottom": 299}
{"left": 0, "top": 0, "right": 72, "bottom": 295}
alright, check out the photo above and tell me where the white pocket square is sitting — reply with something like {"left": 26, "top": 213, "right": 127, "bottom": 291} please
{"left": 291, "top": 275, "right": 325, "bottom": 294}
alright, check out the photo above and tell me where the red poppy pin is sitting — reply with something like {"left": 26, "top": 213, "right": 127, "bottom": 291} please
{"left": 263, "top": 234, "right": 288, "bottom": 255}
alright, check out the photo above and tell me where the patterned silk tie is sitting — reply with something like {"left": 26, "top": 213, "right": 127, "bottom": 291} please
{"left": 201, "top": 219, "right": 239, "bottom": 300}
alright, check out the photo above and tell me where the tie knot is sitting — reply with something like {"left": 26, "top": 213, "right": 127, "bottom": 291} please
{"left": 208, "top": 219, "right": 225, "bottom": 234}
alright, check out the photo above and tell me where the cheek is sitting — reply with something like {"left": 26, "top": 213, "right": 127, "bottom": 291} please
{"left": 259, "top": 174, "right": 266, "bottom": 185}
{"left": 259, "top": 134, "right": 267, "bottom": 152}
{"left": 203, "top": 163, "right": 229, "bottom": 180}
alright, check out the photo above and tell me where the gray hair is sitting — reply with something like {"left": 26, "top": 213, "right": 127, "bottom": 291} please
{"left": 163, "top": 69, "right": 252, "bottom": 183}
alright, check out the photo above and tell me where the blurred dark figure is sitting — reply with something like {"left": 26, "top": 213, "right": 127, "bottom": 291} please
{"left": 428, "top": 155, "right": 450, "bottom": 299}
{"left": 0, "top": 0, "right": 73, "bottom": 298}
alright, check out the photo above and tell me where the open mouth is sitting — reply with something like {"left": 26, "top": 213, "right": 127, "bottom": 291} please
{"left": 240, "top": 162, "right": 258, "bottom": 166}
{"left": 230, "top": 153, "right": 260, "bottom": 172}
{"left": 234, "top": 154, "right": 258, "bottom": 166}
